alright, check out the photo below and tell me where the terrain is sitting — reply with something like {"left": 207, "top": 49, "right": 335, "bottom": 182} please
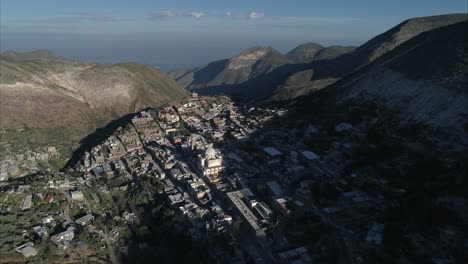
{"left": 0, "top": 12, "right": 467, "bottom": 264}
{"left": 294, "top": 20, "right": 468, "bottom": 149}
{"left": 0, "top": 52, "right": 189, "bottom": 160}
{"left": 170, "top": 14, "right": 467, "bottom": 101}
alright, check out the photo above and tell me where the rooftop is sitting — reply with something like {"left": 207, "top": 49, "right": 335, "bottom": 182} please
{"left": 263, "top": 147, "right": 283, "bottom": 157}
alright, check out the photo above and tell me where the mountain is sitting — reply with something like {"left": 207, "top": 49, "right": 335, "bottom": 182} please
{"left": 0, "top": 51, "right": 189, "bottom": 151}
{"left": 312, "top": 46, "right": 356, "bottom": 60}
{"left": 271, "top": 13, "right": 468, "bottom": 101}
{"left": 1, "top": 49, "right": 63, "bottom": 61}
{"left": 287, "top": 42, "right": 324, "bottom": 62}
{"left": 171, "top": 14, "right": 467, "bottom": 101}
{"left": 286, "top": 42, "right": 355, "bottom": 62}
{"left": 169, "top": 46, "right": 293, "bottom": 97}
{"left": 296, "top": 20, "right": 468, "bottom": 148}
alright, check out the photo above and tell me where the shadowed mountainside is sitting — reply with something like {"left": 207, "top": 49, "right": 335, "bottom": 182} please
{"left": 295, "top": 20, "right": 468, "bottom": 149}
{"left": 170, "top": 14, "right": 467, "bottom": 101}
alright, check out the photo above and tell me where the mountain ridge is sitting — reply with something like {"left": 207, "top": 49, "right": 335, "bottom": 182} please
{"left": 0, "top": 54, "right": 189, "bottom": 151}
{"left": 170, "top": 13, "right": 467, "bottom": 101}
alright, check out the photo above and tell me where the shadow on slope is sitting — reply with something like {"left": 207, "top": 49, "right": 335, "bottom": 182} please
{"left": 65, "top": 112, "right": 138, "bottom": 168}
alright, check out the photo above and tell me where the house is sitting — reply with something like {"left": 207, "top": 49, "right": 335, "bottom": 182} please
{"left": 16, "top": 241, "right": 38, "bottom": 258}
{"left": 168, "top": 193, "right": 185, "bottom": 206}
{"left": 42, "top": 215, "right": 56, "bottom": 226}
{"left": 299, "top": 150, "right": 320, "bottom": 165}
{"left": 262, "top": 147, "right": 283, "bottom": 164}
{"left": 43, "top": 194, "right": 54, "bottom": 203}
{"left": 75, "top": 214, "right": 95, "bottom": 226}
{"left": 51, "top": 227, "right": 75, "bottom": 246}
{"left": 20, "top": 195, "right": 32, "bottom": 210}
{"left": 90, "top": 193, "right": 100, "bottom": 203}
{"left": 33, "top": 226, "right": 48, "bottom": 237}
{"left": 70, "top": 191, "right": 84, "bottom": 202}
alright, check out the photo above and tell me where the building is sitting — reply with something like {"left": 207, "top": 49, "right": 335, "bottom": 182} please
{"left": 226, "top": 188, "right": 269, "bottom": 247}
{"left": 42, "top": 215, "right": 56, "bottom": 226}
{"left": 198, "top": 147, "right": 224, "bottom": 181}
{"left": 262, "top": 147, "right": 283, "bottom": 164}
{"left": 188, "top": 179, "right": 212, "bottom": 204}
{"left": 266, "top": 181, "right": 284, "bottom": 198}
{"left": 70, "top": 191, "right": 84, "bottom": 202}
{"left": 51, "top": 227, "right": 75, "bottom": 246}
{"left": 168, "top": 193, "right": 185, "bottom": 206}
{"left": 20, "top": 195, "right": 32, "bottom": 210}
{"left": 33, "top": 225, "right": 48, "bottom": 237}
{"left": 43, "top": 194, "right": 54, "bottom": 203}
{"left": 16, "top": 242, "right": 38, "bottom": 258}
{"left": 75, "top": 214, "right": 95, "bottom": 226}
{"left": 252, "top": 200, "right": 274, "bottom": 221}
{"left": 277, "top": 246, "right": 313, "bottom": 264}
{"left": 91, "top": 193, "right": 100, "bottom": 203}
{"left": 299, "top": 150, "right": 320, "bottom": 165}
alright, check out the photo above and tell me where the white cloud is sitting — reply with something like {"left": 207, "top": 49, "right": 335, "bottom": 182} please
{"left": 148, "top": 11, "right": 176, "bottom": 20}
{"left": 190, "top": 11, "right": 206, "bottom": 19}
{"left": 225, "top": 11, "right": 232, "bottom": 17}
{"left": 40, "top": 13, "right": 129, "bottom": 23}
{"left": 248, "top": 12, "right": 265, "bottom": 19}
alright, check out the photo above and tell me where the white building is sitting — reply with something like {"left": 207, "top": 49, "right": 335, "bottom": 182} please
{"left": 16, "top": 241, "right": 38, "bottom": 258}
{"left": 198, "top": 147, "right": 224, "bottom": 180}
{"left": 70, "top": 191, "right": 84, "bottom": 202}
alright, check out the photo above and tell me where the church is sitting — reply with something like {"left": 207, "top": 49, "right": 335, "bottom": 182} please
{"left": 198, "top": 147, "right": 224, "bottom": 181}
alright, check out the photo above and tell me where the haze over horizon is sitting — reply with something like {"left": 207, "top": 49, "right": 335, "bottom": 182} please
{"left": 1, "top": 0, "right": 466, "bottom": 70}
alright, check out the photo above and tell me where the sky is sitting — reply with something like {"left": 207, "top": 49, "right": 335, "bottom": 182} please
{"left": 1, "top": 0, "right": 466, "bottom": 70}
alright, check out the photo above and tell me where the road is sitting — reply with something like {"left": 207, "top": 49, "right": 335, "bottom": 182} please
{"left": 60, "top": 189, "right": 73, "bottom": 223}
{"left": 89, "top": 227, "right": 120, "bottom": 264}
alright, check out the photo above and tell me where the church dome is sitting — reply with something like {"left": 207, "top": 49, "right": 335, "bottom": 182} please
{"left": 205, "top": 147, "right": 216, "bottom": 159}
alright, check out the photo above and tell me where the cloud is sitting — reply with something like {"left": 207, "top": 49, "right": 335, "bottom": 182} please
{"left": 190, "top": 11, "right": 206, "bottom": 19}
{"left": 148, "top": 11, "right": 176, "bottom": 20}
{"left": 225, "top": 12, "right": 232, "bottom": 17}
{"left": 248, "top": 12, "right": 265, "bottom": 19}
{"left": 40, "top": 13, "right": 129, "bottom": 23}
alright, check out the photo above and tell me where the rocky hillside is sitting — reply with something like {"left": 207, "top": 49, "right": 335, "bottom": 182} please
{"left": 297, "top": 20, "right": 468, "bottom": 149}
{"left": 169, "top": 46, "right": 293, "bottom": 97}
{"left": 171, "top": 14, "right": 467, "bottom": 101}
{"left": 270, "top": 13, "right": 468, "bottom": 100}
{"left": 0, "top": 52, "right": 189, "bottom": 149}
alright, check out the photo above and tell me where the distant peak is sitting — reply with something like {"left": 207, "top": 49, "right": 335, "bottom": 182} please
{"left": 289, "top": 42, "right": 324, "bottom": 52}
{"left": 236, "top": 46, "right": 276, "bottom": 57}
{"left": 287, "top": 42, "right": 325, "bottom": 61}
{"left": 1, "top": 49, "right": 62, "bottom": 61}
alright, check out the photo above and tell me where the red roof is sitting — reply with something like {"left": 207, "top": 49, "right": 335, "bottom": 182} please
{"left": 43, "top": 195, "right": 54, "bottom": 203}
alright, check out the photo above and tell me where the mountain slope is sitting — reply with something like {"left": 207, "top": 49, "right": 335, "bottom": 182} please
{"left": 170, "top": 46, "right": 293, "bottom": 96}
{"left": 1, "top": 50, "right": 63, "bottom": 61}
{"left": 297, "top": 20, "right": 468, "bottom": 147}
{"left": 0, "top": 52, "right": 189, "bottom": 149}
{"left": 286, "top": 43, "right": 355, "bottom": 62}
{"left": 270, "top": 13, "right": 468, "bottom": 101}
{"left": 287, "top": 42, "right": 324, "bottom": 62}
{"left": 171, "top": 14, "right": 466, "bottom": 101}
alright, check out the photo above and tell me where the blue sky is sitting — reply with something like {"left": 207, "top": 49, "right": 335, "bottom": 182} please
{"left": 1, "top": 0, "right": 466, "bottom": 70}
